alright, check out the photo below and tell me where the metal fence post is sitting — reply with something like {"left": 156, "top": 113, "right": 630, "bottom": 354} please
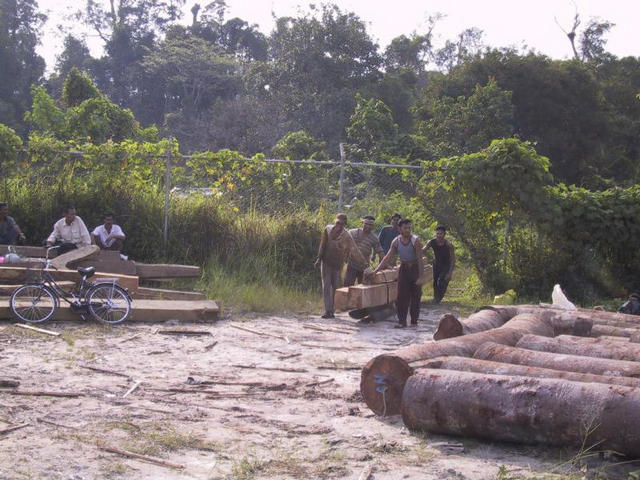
{"left": 338, "top": 143, "right": 346, "bottom": 212}
{"left": 163, "top": 145, "right": 172, "bottom": 258}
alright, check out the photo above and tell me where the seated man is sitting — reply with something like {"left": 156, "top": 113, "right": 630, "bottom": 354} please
{"left": 92, "top": 213, "right": 126, "bottom": 251}
{"left": 0, "top": 202, "right": 26, "bottom": 245}
{"left": 46, "top": 206, "right": 91, "bottom": 254}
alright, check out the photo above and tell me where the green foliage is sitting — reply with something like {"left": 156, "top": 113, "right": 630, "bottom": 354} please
{"left": 0, "top": 124, "right": 23, "bottom": 168}
{"left": 414, "top": 78, "right": 515, "bottom": 157}
{"left": 61, "top": 67, "right": 100, "bottom": 107}
{"left": 24, "top": 86, "right": 65, "bottom": 136}
{"left": 271, "top": 131, "right": 326, "bottom": 160}
{"left": 346, "top": 94, "right": 398, "bottom": 159}
{"left": 65, "top": 97, "right": 139, "bottom": 143}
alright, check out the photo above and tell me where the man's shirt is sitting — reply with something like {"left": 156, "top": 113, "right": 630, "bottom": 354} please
{"left": 92, "top": 224, "right": 125, "bottom": 248}
{"left": 348, "top": 228, "right": 383, "bottom": 271}
{"left": 47, "top": 216, "right": 91, "bottom": 247}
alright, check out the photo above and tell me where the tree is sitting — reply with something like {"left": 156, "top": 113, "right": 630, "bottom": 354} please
{"left": 414, "top": 78, "right": 515, "bottom": 157}
{"left": 271, "top": 130, "right": 326, "bottom": 160}
{"left": 61, "top": 67, "right": 101, "bottom": 107}
{"left": 435, "top": 27, "right": 484, "bottom": 71}
{"left": 579, "top": 19, "right": 615, "bottom": 63}
{"left": 346, "top": 94, "right": 398, "bottom": 159}
{"left": 0, "top": 0, "right": 46, "bottom": 134}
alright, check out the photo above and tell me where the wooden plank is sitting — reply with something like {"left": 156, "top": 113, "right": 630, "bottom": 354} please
{"left": 334, "top": 287, "right": 352, "bottom": 312}
{"left": 134, "top": 263, "right": 200, "bottom": 280}
{"left": 0, "top": 281, "right": 75, "bottom": 296}
{"left": 0, "top": 245, "right": 48, "bottom": 257}
{"left": 50, "top": 245, "right": 100, "bottom": 270}
{"left": 349, "top": 284, "right": 388, "bottom": 309}
{"left": 0, "top": 266, "right": 139, "bottom": 292}
{"left": 367, "top": 268, "right": 398, "bottom": 284}
{"left": 0, "top": 299, "right": 219, "bottom": 322}
{"left": 134, "top": 287, "right": 205, "bottom": 301}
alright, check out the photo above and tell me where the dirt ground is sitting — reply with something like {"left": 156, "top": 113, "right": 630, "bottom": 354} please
{"left": 0, "top": 305, "right": 637, "bottom": 480}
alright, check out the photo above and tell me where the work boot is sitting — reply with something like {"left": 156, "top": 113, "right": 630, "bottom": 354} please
{"left": 321, "top": 312, "right": 334, "bottom": 319}
{"left": 394, "top": 323, "right": 407, "bottom": 329}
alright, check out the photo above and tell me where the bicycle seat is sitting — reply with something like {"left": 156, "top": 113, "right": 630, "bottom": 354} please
{"left": 77, "top": 266, "right": 96, "bottom": 278}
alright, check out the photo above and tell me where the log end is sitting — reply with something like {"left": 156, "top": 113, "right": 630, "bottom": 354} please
{"left": 361, "top": 354, "right": 413, "bottom": 416}
{"left": 433, "top": 314, "right": 463, "bottom": 341}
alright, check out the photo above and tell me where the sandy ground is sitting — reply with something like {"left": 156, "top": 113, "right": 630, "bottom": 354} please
{"left": 0, "top": 305, "right": 637, "bottom": 480}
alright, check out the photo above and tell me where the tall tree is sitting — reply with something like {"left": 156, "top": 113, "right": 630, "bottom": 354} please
{"left": 0, "top": 0, "right": 46, "bottom": 134}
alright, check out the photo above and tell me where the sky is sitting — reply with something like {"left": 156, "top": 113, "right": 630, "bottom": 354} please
{"left": 37, "top": 0, "right": 640, "bottom": 71}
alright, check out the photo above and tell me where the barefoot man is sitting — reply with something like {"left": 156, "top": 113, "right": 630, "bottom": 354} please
{"left": 315, "top": 214, "right": 366, "bottom": 319}
{"left": 373, "top": 219, "right": 424, "bottom": 328}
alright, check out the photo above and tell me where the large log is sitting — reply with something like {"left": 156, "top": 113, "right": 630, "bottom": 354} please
{"left": 50, "top": 245, "right": 100, "bottom": 270}
{"left": 433, "top": 308, "right": 511, "bottom": 340}
{"left": 0, "top": 266, "right": 138, "bottom": 292}
{"left": 360, "top": 313, "right": 560, "bottom": 416}
{"left": 0, "top": 299, "right": 219, "bottom": 322}
{"left": 491, "top": 304, "right": 640, "bottom": 329}
{"left": 418, "top": 356, "right": 640, "bottom": 388}
{"left": 516, "top": 334, "right": 640, "bottom": 362}
{"left": 591, "top": 324, "right": 640, "bottom": 339}
{"left": 0, "top": 245, "right": 48, "bottom": 257}
{"left": 74, "top": 250, "right": 137, "bottom": 276}
{"left": 474, "top": 342, "right": 640, "bottom": 377}
{"left": 134, "top": 263, "right": 200, "bottom": 280}
{"left": 401, "top": 370, "right": 640, "bottom": 458}
{"left": 0, "top": 281, "right": 75, "bottom": 297}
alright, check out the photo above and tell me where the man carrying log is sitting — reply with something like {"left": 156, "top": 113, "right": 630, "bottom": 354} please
{"left": 91, "top": 213, "right": 126, "bottom": 251}
{"left": 315, "top": 214, "right": 366, "bottom": 319}
{"left": 0, "top": 202, "right": 26, "bottom": 245}
{"left": 378, "top": 213, "right": 402, "bottom": 254}
{"left": 423, "top": 225, "right": 455, "bottom": 304}
{"left": 46, "top": 206, "right": 91, "bottom": 254}
{"left": 373, "top": 219, "right": 425, "bottom": 328}
{"left": 344, "top": 216, "right": 384, "bottom": 287}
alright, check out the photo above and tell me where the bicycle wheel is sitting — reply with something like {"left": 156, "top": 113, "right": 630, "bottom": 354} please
{"left": 87, "top": 283, "right": 131, "bottom": 324}
{"left": 10, "top": 284, "right": 57, "bottom": 323}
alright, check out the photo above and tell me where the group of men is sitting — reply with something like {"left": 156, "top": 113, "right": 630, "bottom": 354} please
{"left": 0, "top": 203, "right": 126, "bottom": 254}
{"left": 316, "top": 213, "right": 455, "bottom": 327}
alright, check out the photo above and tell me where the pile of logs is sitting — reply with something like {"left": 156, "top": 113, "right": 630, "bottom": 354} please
{"left": 360, "top": 305, "right": 640, "bottom": 457}
{"left": 0, "top": 245, "right": 219, "bottom": 322}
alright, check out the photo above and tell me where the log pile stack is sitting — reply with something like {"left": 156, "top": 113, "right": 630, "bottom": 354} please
{"left": 334, "top": 265, "right": 433, "bottom": 311}
{"left": 360, "top": 304, "right": 640, "bottom": 457}
{"left": 0, "top": 244, "right": 218, "bottom": 322}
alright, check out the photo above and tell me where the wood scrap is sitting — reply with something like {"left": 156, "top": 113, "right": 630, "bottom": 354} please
{"left": 157, "top": 329, "right": 212, "bottom": 336}
{"left": 229, "top": 324, "right": 290, "bottom": 343}
{"left": 203, "top": 340, "right": 218, "bottom": 351}
{"left": 99, "top": 444, "right": 185, "bottom": 470}
{"left": 0, "top": 379, "right": 20, "bottom": 388}
{"left": 305, "top": 378, "right": 335, "bottom": 387}
{"left": 231, "top": 364, "right": 308, "bottom": 373}
{"left": 302, "top": 324, "right": 353, "bottom": 335}
{"left": 79, "top": 365, "right": 130, "bottom": 378}
{"left": 119, "top": 333, "right": 142, "bottom": 344}
{"left": 358, "top": 463, "right": 375, "bottom": 480}
{"left": 37, "top": 417, "right": 78, "bottom": 429}
{"left": 277, "top": 353, "right": 301, "bottom": 360}
{"left": 14, "top": 323, "right": 60, "bottom": 337}
{"left": 123, "top": 381, "right": 142, "bottom": 398}
{"left": 0, "top": 423, "right": 29, "bottom": 435}
{"left": 4, "top": 390, "right": 83, "bottom": 398}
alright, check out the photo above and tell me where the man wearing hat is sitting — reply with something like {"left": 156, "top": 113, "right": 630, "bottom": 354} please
{"left": 344, "top": 215, "right": 384, "bottom": 287}
{"left": 378, "top": 213, "right": 402, "bottom": 255}
{"left": 315, "top": 214, "right": 367, "bottom": 318}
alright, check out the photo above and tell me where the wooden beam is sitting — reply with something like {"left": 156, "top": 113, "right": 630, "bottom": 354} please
{"left": 0, "top": 299, "right": 219, "bottom": 322}
{"left": 134, "top": 287, "right": 205, "bottom": 301}
{"left": 0, "top": 266, "right": 139, "bottom": 292}
{"left": 0, "top": 245, "right": 48, "bottom": 257}
{"left": 134, "top": 263, "right": 200, "bottom": 280}
{"left": 50, "top": 245, "right": 100, "bottom": 270}
{"left": 0, "top": 282, "right": 75, "bottom": 296}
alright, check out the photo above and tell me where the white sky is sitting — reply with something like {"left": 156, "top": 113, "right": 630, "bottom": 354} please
{"left": 37, "top": 0, "right": 640, "bottom": 72}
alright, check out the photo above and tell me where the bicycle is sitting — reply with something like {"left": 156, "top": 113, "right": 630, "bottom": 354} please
{"left": 9, "top": 246, "right": 132, "bottom": 324}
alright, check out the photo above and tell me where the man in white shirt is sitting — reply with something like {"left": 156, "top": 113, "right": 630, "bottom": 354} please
{"left": 91, "top": 213, "right": 126, "bottom": 251}
{"left": 46, "top": 206, "right": 92, "bottom": 254}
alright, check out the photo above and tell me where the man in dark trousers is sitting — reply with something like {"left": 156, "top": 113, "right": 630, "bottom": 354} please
{"left": 423, "top": 225, "right": 455, "bottom": 304}
{"left": 373, "top": 219, "right": 424, "bottom": 328}
{"left": 378, "top": 213, "right": 401, "bottom": 254}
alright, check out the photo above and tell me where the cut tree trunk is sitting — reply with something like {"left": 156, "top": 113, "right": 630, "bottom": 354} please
{"left": 591, "top": 324, "right": 640, "bottom": 339}
{"left": 474, "top": 342, "right": 640, "bottom": 377}
{"left": 417, "top": 356, "right": 640, "bottom": 388}
{"left": 401, "top": 369, "right": 640, "bottom": 458}
{"left": 433, "top": 308, "right": 510, "bottom": 340}
{"left": 516, "top": 334, "right": 640, "bottom": 362}
{"left": 360, "top": 312, "right": 562, "bottom": 416}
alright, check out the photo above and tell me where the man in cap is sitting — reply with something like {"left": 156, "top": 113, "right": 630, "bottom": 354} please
{"left": 378, "top": 213, "right": 402, "bottom": 255}
{"left": 344, "top": 215, "right": 384, "bottom": 287}
{"left": 315, "top": 214, "right": 367, "bottom": 318}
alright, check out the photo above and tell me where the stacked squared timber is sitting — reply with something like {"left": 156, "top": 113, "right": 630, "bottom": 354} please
{"left": 335, "top": 264, "right": 432, "bottom": 312}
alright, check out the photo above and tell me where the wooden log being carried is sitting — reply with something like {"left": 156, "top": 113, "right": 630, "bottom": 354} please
{"left": 360, "top": 312, "right": 589, "bottom": 416}
{"left": 516, "top": 334, "right": 640, "bottom": 362}
{"left": 401, "top": 370, "right": 640, "bottom": 458}
{"left": 418, "top": 356, "right": 640, "bottom": 388}
{"left": 474, "top": 342, "right": 640, "bottom": 377}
